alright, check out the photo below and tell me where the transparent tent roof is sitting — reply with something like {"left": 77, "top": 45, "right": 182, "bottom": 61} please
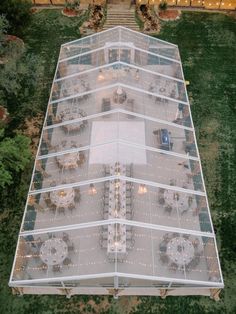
{"left": 10, "top": 27, "right": 223, "bottom": 292}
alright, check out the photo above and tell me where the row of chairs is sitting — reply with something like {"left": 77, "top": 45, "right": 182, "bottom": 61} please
{"left": 39, "top": 256, "right": 73, "bottom": 274}
{"left": 103, "top": 163, "right": 133, "bottom": 177}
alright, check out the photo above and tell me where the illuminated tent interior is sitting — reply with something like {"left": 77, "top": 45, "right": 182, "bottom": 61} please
{"left": 9, "top": 27, "right": 223, "bottom": 299}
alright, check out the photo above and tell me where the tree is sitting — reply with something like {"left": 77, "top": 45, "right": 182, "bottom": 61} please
{"left": 0, "top": 15, "right": 9, "bottom": 56}
{"left": 0, "top": 0, "right": 32, "bottom": 34}
{"left": 0, "top": 15, "right": 9, "bottom": 42}
{"left": 0, "top": 127, "right": 31, "bottom": 188}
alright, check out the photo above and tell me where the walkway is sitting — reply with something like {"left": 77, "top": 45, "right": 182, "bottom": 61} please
{"left": 103, "top": 4, "right": 139, "bottom": 31}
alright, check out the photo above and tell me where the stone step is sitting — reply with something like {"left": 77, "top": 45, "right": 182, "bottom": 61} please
{"left": 107, "top": 9, "right": 134, "bottom": 12}
{"left": 105, "top": 19, "right": 137, "bottom": 23}
{"left": 104, "top": 19, "right": 137, "bottom": 23}
{"left": 103, "top": 24, "right": 139, "bottom": 29}
{"left": 107, "top": 13, "right": 135, "bottom": 16}
{"left": 103, "top": 5, "right": 139, "bottom": 32}
{"left": 103, "top": 27, "right": 139, "bottom": 31}
{"left": 107, "top": 10, "right": 135, "bottom": 13}
{"left": 107, "top": 13, "right": 135, "bottom": 15}
{"left": 105, "top": 20, "right": 137, "bottom": 23}
{"left": 104, "top": 24, "right": 138, "bottom": 28}
{"left": 107, "top": 15, "right": 135, "bottom": 18}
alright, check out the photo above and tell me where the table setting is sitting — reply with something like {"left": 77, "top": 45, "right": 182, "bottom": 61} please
{"left": 40, "top": 238, "right": 68, "bottom": 266}
{"left": 164, "top": 190, "right": 190, "bottom": 215}
{"left": 57, "top": 107, "right": 87, "bottom": 132}
{"left": 50, "top": 188, "right": 75, "bottom": 208}
{"left": 166, "top": 237, "right": 195, "bottom": 268}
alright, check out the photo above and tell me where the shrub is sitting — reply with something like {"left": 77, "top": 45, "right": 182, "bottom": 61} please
{"left": 159, "top": 1, "right": 168, "bottom": 11}
{"left": 0, "top": 128, "right": 31, "bottom": 189}
{"left": 0, "top": 0, "right": 32, "bottom": 34}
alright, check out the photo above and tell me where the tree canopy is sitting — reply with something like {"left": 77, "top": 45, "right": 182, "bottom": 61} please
{"left": 0, "top": 0, "right": 32, "bottom": 34}
{"left": 0, "top": 127, "right": 31, "bottom": 189}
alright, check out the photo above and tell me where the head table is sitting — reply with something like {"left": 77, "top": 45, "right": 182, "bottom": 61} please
{"left": 107, "top": 163, "right": 127, "bottom": 256}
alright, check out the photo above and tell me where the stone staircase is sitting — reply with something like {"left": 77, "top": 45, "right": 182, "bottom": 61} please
{"left": 103, "top": 4, "right": 139, "bottom": 31}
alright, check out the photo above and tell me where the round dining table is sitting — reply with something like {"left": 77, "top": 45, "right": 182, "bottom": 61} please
{"left": 166, "top": 237, "right": 195, "bottom": 267}
{"left": 56, "top": 152, "right": 80, "bottom": 170}
{"left": 164, "top": 190, "right": 189, "bottom": 214}
{"left": 40, "top": 238, "right": 68, "bottom": 266}
{"left": 50, "top": 188, "right": 75, "bottom": 208}
{"left": 58, "top": 107, "right": 86, "bottom": 132}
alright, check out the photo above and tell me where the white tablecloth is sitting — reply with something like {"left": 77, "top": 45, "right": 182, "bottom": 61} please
{"left": 50, "top": 188, "right": 75, "bottom": 208}
{"left": 108, "top": 164, "right": 126, "bottom": 219}
{"left": 40, "top": 238, "right": 68, "bottom": 266}
{"left": 58, "top": 107, "right": 86, "bottom": 132}
{"left": 56, "top": 152, "right": 79, "bottom": 169}
{"left": 107, "top": 163, "right": 127, "bottom": 253}
{"left": 166, "top": 237, "right": 194, "bottom": 267}
{"left": 108, "top": 224, "right": 126, "bottom": 253}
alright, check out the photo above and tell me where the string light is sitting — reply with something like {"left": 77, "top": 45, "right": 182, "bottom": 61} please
{"left": 88, "top": 183, "right": 97, "bottom": 195}
{"left": 97, "top": 70, "right": 105, "bottom": 81}
{"left": 138, "top": 184, "right": 147, "bottom": 195}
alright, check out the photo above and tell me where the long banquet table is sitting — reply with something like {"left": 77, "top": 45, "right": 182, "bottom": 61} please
{"left": 107, "top": 163, "right": 127, "bottom": 257}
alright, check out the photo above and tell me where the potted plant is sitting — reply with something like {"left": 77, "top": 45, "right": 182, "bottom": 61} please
{"left": 159, "top": 1, "right": 168, "bottom": 11}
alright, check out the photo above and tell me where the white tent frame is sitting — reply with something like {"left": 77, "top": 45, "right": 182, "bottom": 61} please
{"left": 9, "top": 27, "right": 224, "bottom": 292}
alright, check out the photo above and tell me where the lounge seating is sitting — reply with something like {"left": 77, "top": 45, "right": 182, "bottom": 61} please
{"left": 164, "top": 205, "right": 172, "bottom": 215}
{"left": 68, "top": 203, "right": 76, "bottom": 212}
{"left": 158, "top": 197, "right": 165, "bottom": 205}
{"left": 49, "top": 204, "right": 56, "bottom": 214}
{"left": 193, "top": 238, "right": 200, "bottom": 248}
{"left": 52, "top": 264, "right": 61, "bottom": 272}
{"left": 74, "top": 188, "right": 81, "bottom": 202}
{"left": 160, "top": 254, "right": 169, "bottom": 264}
{"left": 36, "top": 237, "right": 43, "bottom": 249}
{"left": 62, "top": 232, "right": 70, "bottom": 243}
{"left": 100, "top": 239, "right": 107, "bottom": 249}
{"left": 163, "top": 233, "right": 172, "bottom": 241}
{"left": 39, "top": 262, "right": 48, "bottom": 272}
{"left": 63, "top": 257, "right": 72, "bottom": 267}
{"left": 67, "top": 242, "right": 75, "bottom": 252}
{"left": 159, "top": 242, "right": 167, "bottom": 253}
{"left": 169, "top": 262, "right": 178, "bottom": 271}
{"left": 127, "top": 239, "right": 135, "bottom": 250}
{"left": 57, "top": 207, "right": 65, "bottom": 215}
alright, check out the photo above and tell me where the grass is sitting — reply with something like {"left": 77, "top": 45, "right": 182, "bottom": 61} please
{"left": 21, "top": 9, "right": 87, "bottom": 114}
{"left": 0, "top": 9, "right": 236, "bottom": 314}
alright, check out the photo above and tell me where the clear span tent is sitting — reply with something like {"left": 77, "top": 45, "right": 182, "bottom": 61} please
{"left": 9, "top": 27, "right": 223, "bottom": 299}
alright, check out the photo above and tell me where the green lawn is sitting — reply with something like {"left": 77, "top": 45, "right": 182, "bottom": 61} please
{"left": 0, "top": 10, "right": 236, "bottom": 314}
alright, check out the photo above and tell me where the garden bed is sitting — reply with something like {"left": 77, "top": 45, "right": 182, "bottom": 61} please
{"left": 159, "top": 9, "right": 181, "bottom": 21}
{"left": 137, "top": 5, "right": 161, "bottom": 33}
{"left": 80, "top": 5, "right": 105, "bottom": 34}
{"left": 62, "top": 8, "right": 79, "bottom": 17}
{"left": 5, "top": 34, "right": 24, "bottom": 46}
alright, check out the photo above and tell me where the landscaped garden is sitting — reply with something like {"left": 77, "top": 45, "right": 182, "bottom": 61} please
{"left": 0, "top": 3, "right": 236, "bottom": 313}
